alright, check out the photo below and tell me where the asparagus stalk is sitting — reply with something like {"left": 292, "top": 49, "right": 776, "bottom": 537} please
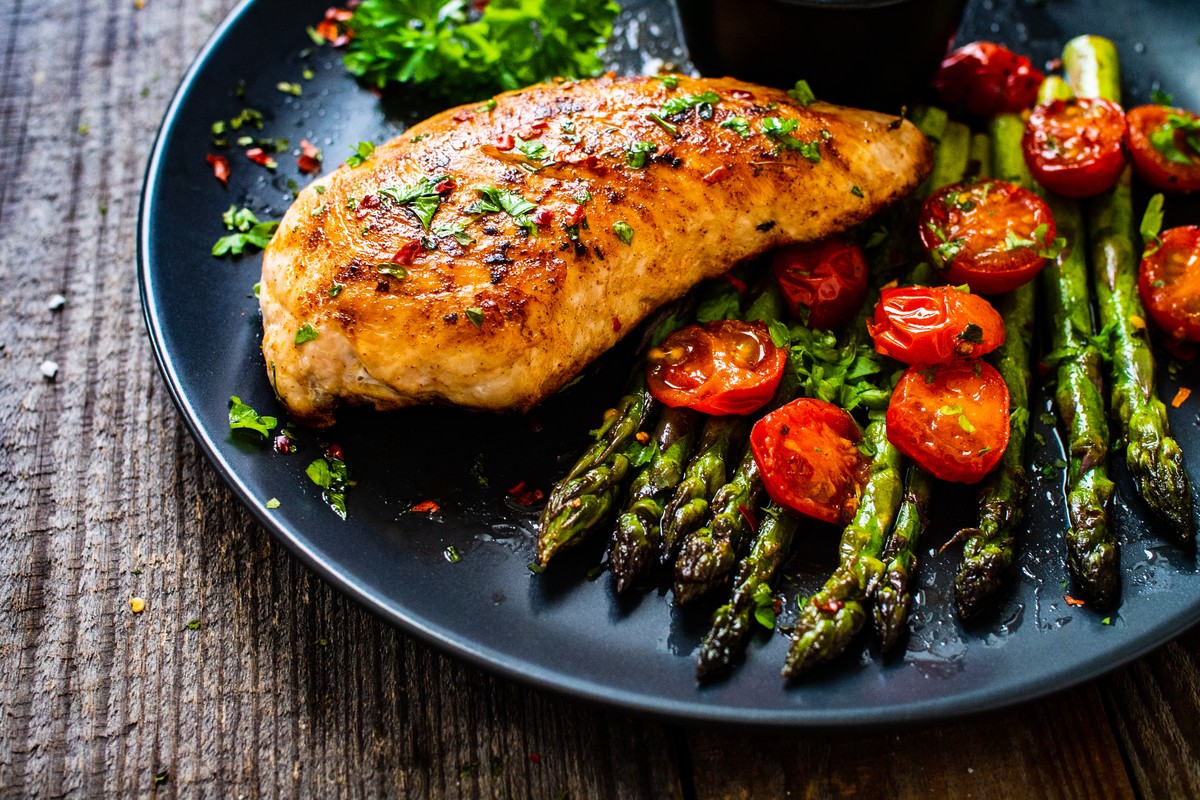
{"left": 871, "top": 466, "right": 932, "bottom": 651}
{"left": 1033, "top": 75, "right": 1119, "bottom": 606}
{"left": 951, "top": 116, "right": 1036, "bottom": 619}
{"left": 537, "top": 302, "right": 693, "bottom": 565}
{"left": 1064, "top": 35, "right": 1194, "bottom": 543}
{"left": 782, "top": 409, "right": 905, "bottom": 677}
{"left": 695, "top": 505, "right": 799, "bottom": 679}
{"left": 610, "top": 406, "right": 701, "bottom": 592}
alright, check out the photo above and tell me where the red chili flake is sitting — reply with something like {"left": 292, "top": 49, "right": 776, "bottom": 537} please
{"left": 272, "top": 434, "right": 293, "bottom": 454}
{"left": 359, "top": 194, "right": 380, "bottom": 211}
{"left": 433, "top": 177, "right": 457, "bottom": 194}
{"left": 731, "top": 89, "right": 754, "bottom": 100}
{"left": 531, "top": 207, "right": 554, "bottom": 226}
{"left": 703, "top": 165, "right": 730, "bottom": 184}
{"left": 1064, "top": 594, "right": 1086, "bottom": 607}
{"left": 563, "top": 204, "right": 585, "bottom": 226}
{"left": 612, "top": 316, "right": 622, "bottom": 332}
{"left": 411, "top": 500, "right": 440, "bottom": 514}
{"left": 206, "top": 154, "right": 230, "bottom": 186}
{"left": 772, "top": 597, "right": 783, "bottom": 613}
{"left": 528, "top": 752, "right": 541, "bottom": 764}
{"left": 721, "top": 272, "right": 747, "bottom": 293}
{"left": 245, "top": 147, "right": 278, "bottom": 170}
{"left": 494, "top": 133, "right": 515, "bottom": 151}
{"left": 507, "top": 481, "right": 545, "bottom": 507}
{"left": 325, "top": 444, "right": 344, "bottom": 461}
{"left": 817, "top": 599, "right": 843, "bottom": 614}
{"left": 737, "top": 503, "right": 758, "bottom": 532}
{"left": 452, "top": 110, "right": 474, "bottom": 123}
{"left": 392, "top": 241, "right": 422, "bottom": 266}
{"left": 315, "top": 7, "right": 353, "bottom": 47}
{"left": 298, "top": 139, "right": 322, "bottom": 174}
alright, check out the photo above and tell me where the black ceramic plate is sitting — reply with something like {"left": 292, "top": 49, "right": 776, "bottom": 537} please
{"left": 140, "top": 0, "right": 1200, "bottom": 725}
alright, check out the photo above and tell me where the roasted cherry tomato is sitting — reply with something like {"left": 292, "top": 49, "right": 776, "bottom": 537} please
{"left": 1139, "top": 226, "right": 1200, "bottom": 342}
{"left": 770, "top": 237, "right": 869, "bottom": 330}
{"left": 933, "top": 42, "right": 1044, "bottom": 117}
{"left": 868, "top": 286, "right": 1005, "bottom": 366}
{"left": 886, "top": 361, "right": 1010, "bottom": 484}
{"left": 1126, "top": 105, "right": 1200, "bottom": 194}
{"left": 750, "top": 398, "right": 868, "bottom": 524}
{"left": 919, "top": 180, "right": 1057, "bottom": 295}
{"left": 646, "top": 320, "right": 786, "bottom": 415}
{"left": 1022, "top": 97, "right": 1127, "bottom": 198}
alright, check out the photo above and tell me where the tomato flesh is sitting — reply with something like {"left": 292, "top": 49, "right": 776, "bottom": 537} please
{"left": 771, "top": 237, "right": 869, "bottom": 331}
{"left": 1139, "top": 226, "right": 1200, "bottom": 342}
{"left": 886, "top": 362, "right": 1010, "bottom": 484}
{"left": 919, "top": 180, "right": 1056, "bottom": 295}
{"left": 1022, "top": 97, "right": 1127, "bottom": 198}
{"left": 933, "top": 42, "right": 1044, "bottom": 117}
{"left": 868, "top": 286, "right": 1005, "bottom": 366}
{"left": 750, "top": 398, "right": 868, "bottom": 524}
{"left": 1126, "top": 105, "right": 1200, "bottom": 194}
{"left": 646, "top": 320, "right": 786, "bottom": 416}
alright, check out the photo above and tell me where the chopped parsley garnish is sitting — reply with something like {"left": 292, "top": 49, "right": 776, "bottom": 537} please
{"left": 1140, "top": 193, "right": 1165, "bottom": 254}
{"left": 276, "top": 81, "right": 302, "bottom": 96}
{"left": 752, "top": 582, "right": 777, "bottom": 629}
{"left": 1152, "top": 88, "right": 1174, "bottom": 106}
{"left": 477, "top": 98, "right": 498, "bottom": 112}
{"left": 1149, "top": 112, "right": 1200, "bottom": 165}
{"left": 612, "top": 221, "right": 634, "bottom": 245}
{"left": 306, "top": 455, "right": 350, "bottom": 519}
{"left": 661, "top": 91, "right": 720, "bottom": 119}
{"left": 658, "top": 75, "right": 680, "bottom": 89}
{"left": 378, "top": 175, "right": 449, "bottom": 229}
{"left": 1004, "top": 223, "right": 1065, "bottom": 259}
{"left": 646, "top": 112, "right": 679, "bottom": 137}
{"left": 787, "top": 79, "right": 816, "bottom": 106}
{"left": 228, "top": 395, "right": 277, "bottom": 439}
{"left": 465, "top": 306, "right": 485, "bottom": 328}
{"left": 329, "top": 282, "right": 344, "bottom": 297}
{"left": 444, "top": 545, "right": 462, "bottom": 563}
{"left": 625, "top": 140, "right": 657, "bottom": 169}
{"left": 376, "top": 263, "right": 408, "bottom": 279}
{"left": 464, "top": 185, "right": 537, "bottom": 234}
{"left": 433, "top": 222, "right": 473, "bottom": 245}
{"left": 266, "top": 497, "right": 281, "bottom": 509}
{"left": 719, "top": 116, "right": 752, "bottom": 139}
{"left": 760, "top": 117, "right": 821, "bottom": 161}
{"left": 517, "top": 139, "right": 550, "bottom": 162}
{"left": 850, "top": 185, "right": 864, "bottom": 198}
{"left": 345, "top": 140, "right": 376, "bottom": 168}
{"left": 212, "top": 206, "right": 279, "bottom": 257}
{"left": 957, "top": 323, "right": 984, "bottom": 344}
{"left": 294, "top": 323, "right": 320, "bottom": 345}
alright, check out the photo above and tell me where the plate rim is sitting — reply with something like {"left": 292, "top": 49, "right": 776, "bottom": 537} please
{"left": 137, "top": 0, "right": 1200, "bottom": 728}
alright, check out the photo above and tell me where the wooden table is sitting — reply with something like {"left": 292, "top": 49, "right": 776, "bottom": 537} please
{"left": 3, "top": 0, "right": 1200, "bottom": 796}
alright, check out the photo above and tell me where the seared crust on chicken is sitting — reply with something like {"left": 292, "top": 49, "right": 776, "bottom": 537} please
{"left": 260, "top": 75, "right": 932, "bottom": 425}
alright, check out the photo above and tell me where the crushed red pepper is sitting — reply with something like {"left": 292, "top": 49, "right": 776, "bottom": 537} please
{"left": 206, "top": 154, "right": 230, "bottom": 186}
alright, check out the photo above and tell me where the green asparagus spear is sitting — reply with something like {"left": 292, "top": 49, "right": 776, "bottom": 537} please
{"left": 537, "top": 302, "right": 695, "bottom": 566}
{"left": 1063, "top": 35, "right": 1194, "bottom": 543}
{"left": 951, "top": 116, "right": 1036, "bottom": 619}
{"left": 673, "top": 445, "right": 764, "bottom": 604}
{"left": 610, "top": 407, "right": 701, "bottom": 592}
{"left": 659, "top": 415, "right": 747, "bottom": 568}
{"left": 782, "top": 410, "right": 905, "bottom": 677}
{"left": 871, "top": 466, "right": 932, "bottom": 652}
{"left": 1034, "top": 74, "right": 1119, "bottom": 606}
{"left": 696, "top": 505, "right": 799, "bottom": 679}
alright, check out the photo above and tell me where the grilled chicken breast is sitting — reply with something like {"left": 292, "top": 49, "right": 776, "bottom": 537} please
{"left": 260, "top": 75, "right": 932, "bottom": 425}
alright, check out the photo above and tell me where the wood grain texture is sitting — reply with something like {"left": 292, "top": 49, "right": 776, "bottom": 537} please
{"left": 0, "top": 0, "right": 1193, "bottom": 797}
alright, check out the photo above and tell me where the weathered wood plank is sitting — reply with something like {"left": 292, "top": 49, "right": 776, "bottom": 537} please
{"left": 686, "top": 683, "right": 1135, "bottom": 800}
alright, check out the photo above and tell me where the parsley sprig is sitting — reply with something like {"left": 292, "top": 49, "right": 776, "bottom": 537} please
{"left": 464, "top": 185, "right": 537, "bottom": 234}
{"left": 228, "top": 396, "right": 277, "bottom": 439}
{"left": 212, "top": 206, "right": 279, "bottom": 257}
{"left": 378, "top": 175, "right": 449, "bottom": 229}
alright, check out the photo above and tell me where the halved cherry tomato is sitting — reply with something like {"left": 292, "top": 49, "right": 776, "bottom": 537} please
{"left": 1126, "top": 105, "right": 1200, "bottom": 194}
{"left": 933, "top": 42, "right": 1044, "bottom": 117}
{"left": 770, "top": 237, "right": 869, "bottom": 331}
{"left": 646, "top": 320, "right": 786, "bottom": 415}
{"left": 919, "top": 180, "right": 1057, "bottom": 295}
{"left": 1139, "top": 226, "right": 1200, "bottom": 342}
{"left": 1022, "top": 98, "right": 1127, "bottom": 198}
{"left": 868, "top": 286, "right": 1005, "bottom": 366}
{"left": 750, "top": 398, "right": 868, "bottom": 524}
{"left": 886, "top": 361, "right": 1010, "bottom": 484}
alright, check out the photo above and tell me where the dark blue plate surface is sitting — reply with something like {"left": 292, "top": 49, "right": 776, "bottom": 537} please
{"left": 139, "top": 0, "right": 1200, "bottom": 725}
